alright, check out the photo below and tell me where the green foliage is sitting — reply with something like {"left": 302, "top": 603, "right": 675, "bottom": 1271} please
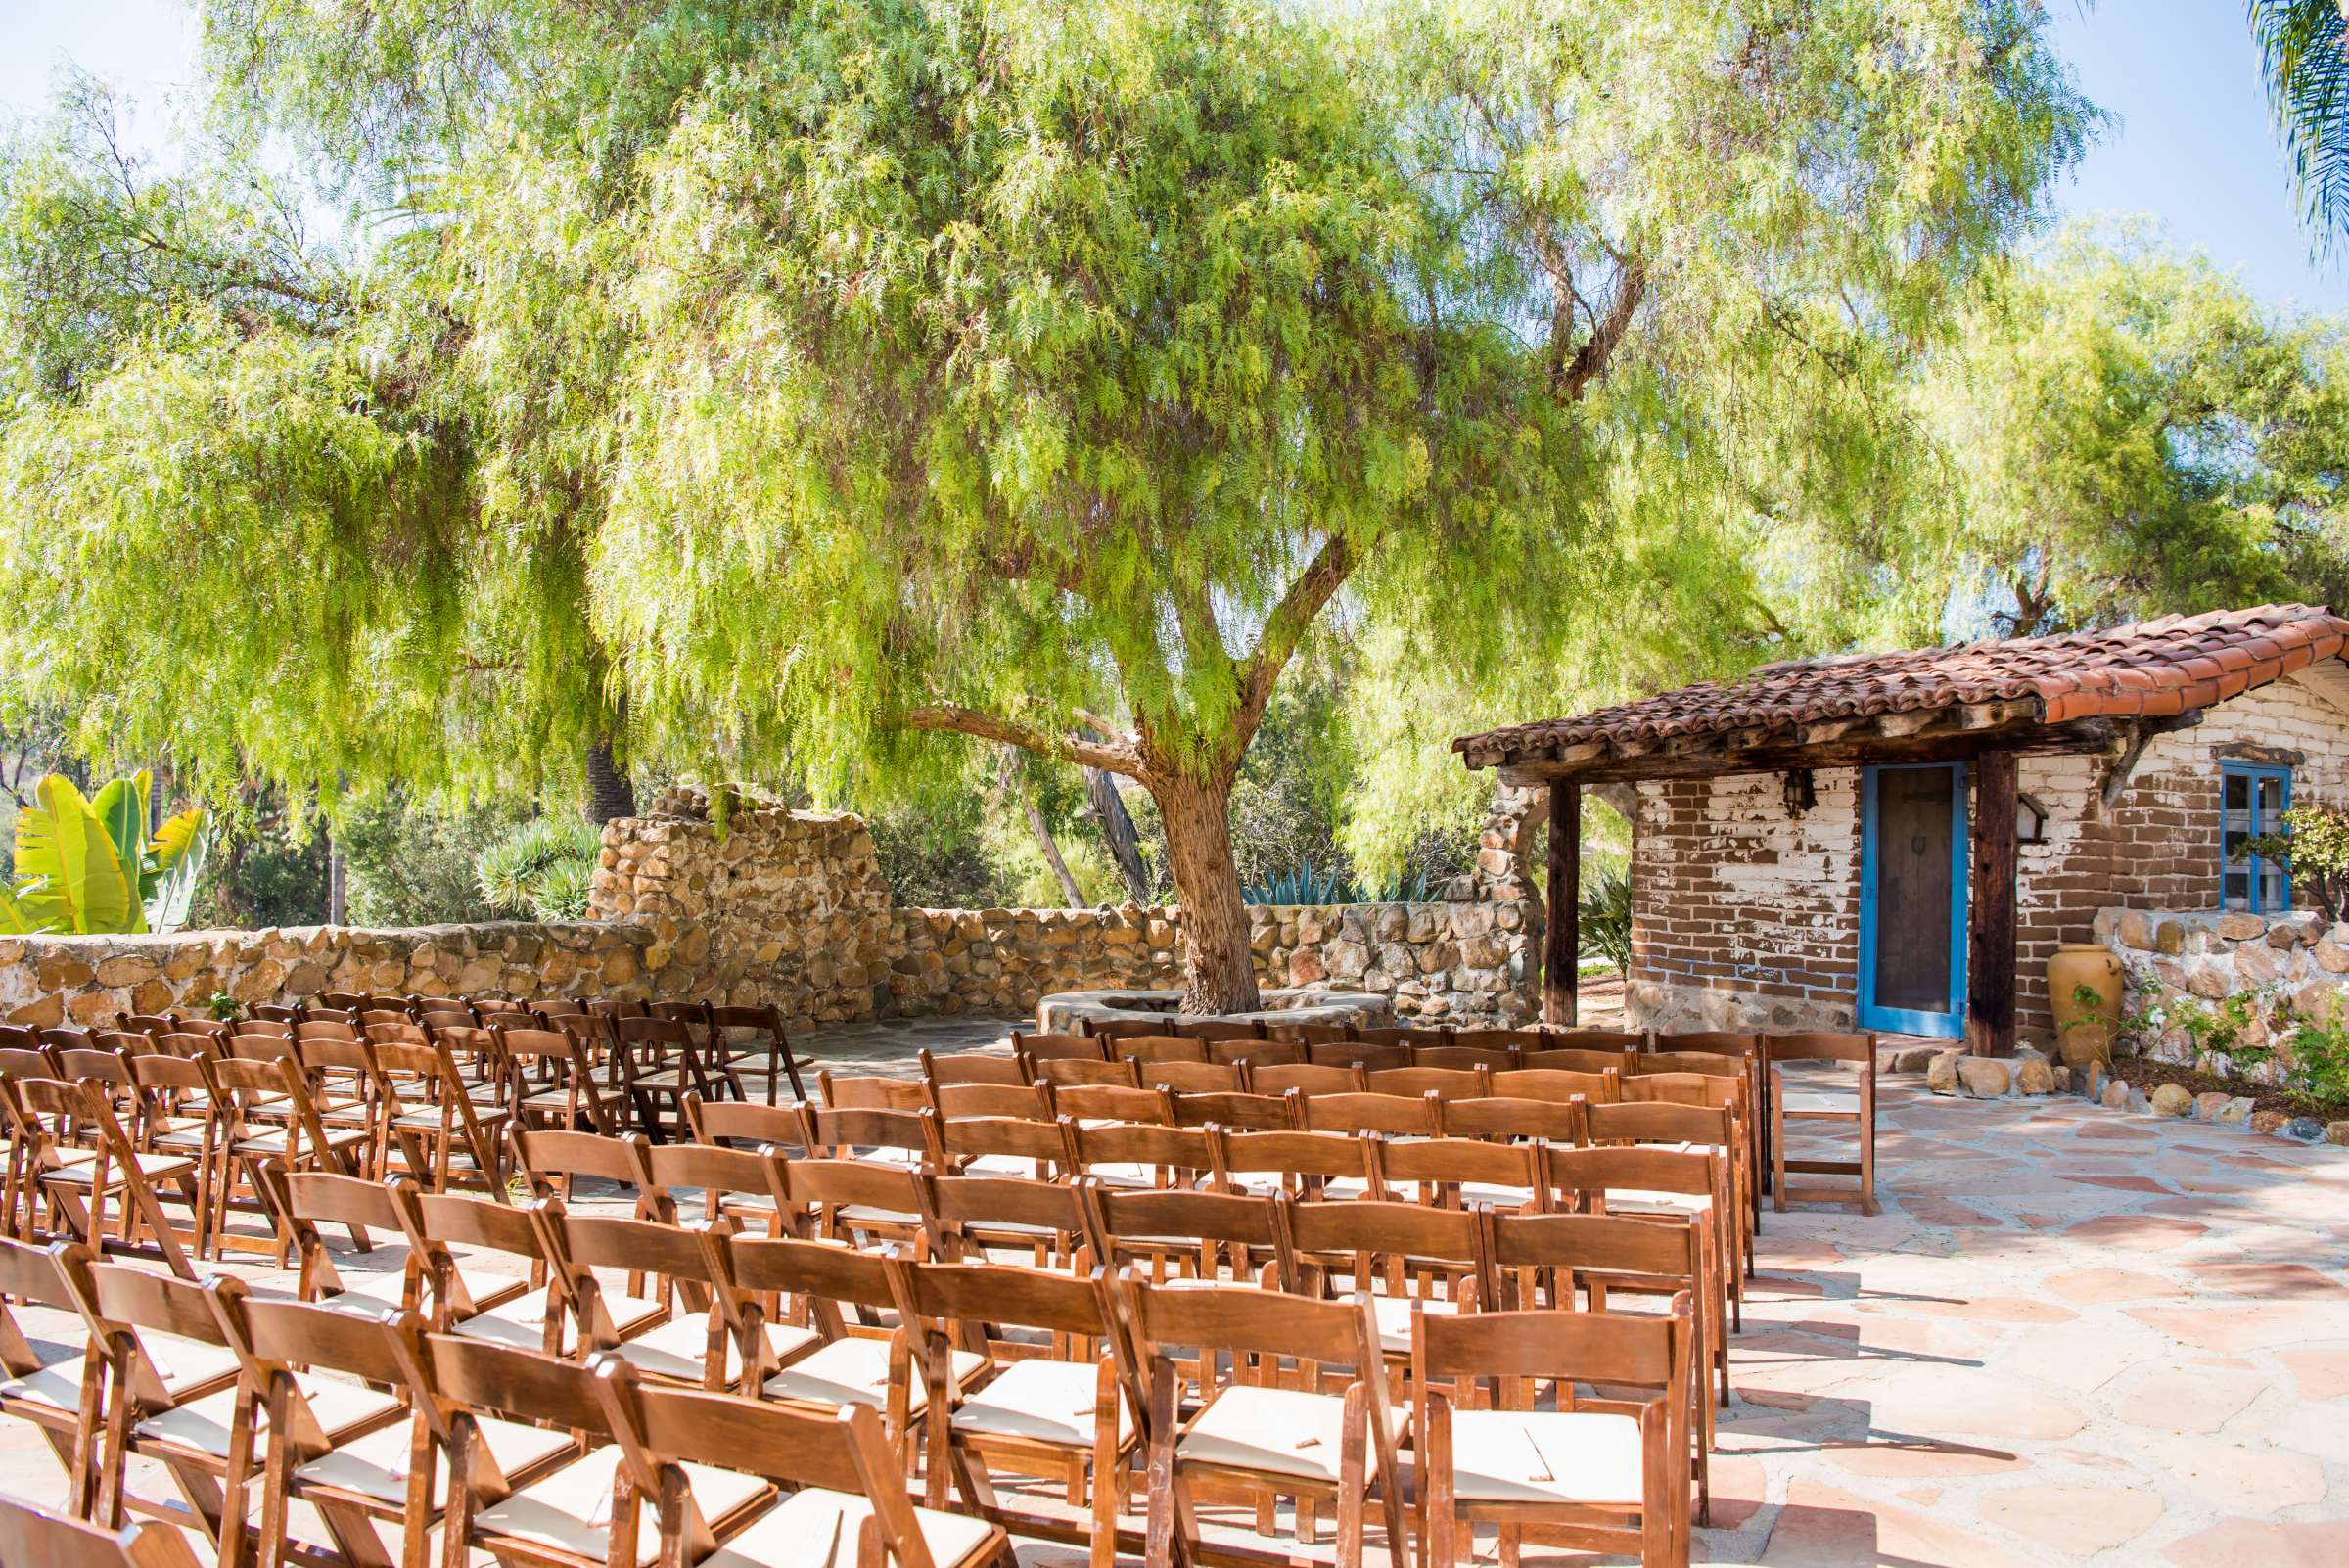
{"left": 0, "top": 770, "right": 212, "bottom": 934}
{"left": 2284, "top": 1007, "right": 2349, "bottom": 1106}
{"left": 335, "top": 792, "right": 523, "bottom": 926}
{"left": 193, "top": 804, "right": 332, "bottom": 929}
{"left": 2246, "top": 801, "right": 2349, "bottom": 921}
{"left": 2249, "top": 1, "right": 2349, "bottom": 252}
{"left": 1576, "top": 866, "right": 1634, "bottom": 976}
{"left": 1920, "top": 226, "right": 2349, "bottom": 635}
{"left": 476, "top": 817, "right": 600, "bottom": 921}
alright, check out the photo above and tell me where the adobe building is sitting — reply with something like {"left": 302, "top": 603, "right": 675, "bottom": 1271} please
{"left": 1454, "top": 605, "right": 2349, "bottom": 1051}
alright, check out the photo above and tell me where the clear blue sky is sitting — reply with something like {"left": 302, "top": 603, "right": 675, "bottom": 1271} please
{"left": 0, "top": 0, "right": 2342, "bottom": 312}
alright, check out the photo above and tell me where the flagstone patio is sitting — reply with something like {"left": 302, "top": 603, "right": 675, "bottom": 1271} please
{"left": 2, "top": 1021, "right": 2342, "bottom": 1566}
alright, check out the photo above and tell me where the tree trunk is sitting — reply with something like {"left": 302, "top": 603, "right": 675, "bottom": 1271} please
{"left": 583, "top": 736, "right": 637, "bottom": 824}
{"left": 1155, "top": 772, "right": 1261, "bottom": 1015}
{"left": 1085, "top": 765, "right": 1153, "bottom": 904}
{"left": 1023, "top": 794, "right": 1086, "bottom": 907}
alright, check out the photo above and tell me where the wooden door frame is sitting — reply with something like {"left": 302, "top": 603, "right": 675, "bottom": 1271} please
{"left": 1857, "top": 761, "right": 1969, "bottom": 1038}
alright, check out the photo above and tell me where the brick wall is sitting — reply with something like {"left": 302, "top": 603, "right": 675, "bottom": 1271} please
{"left": 1624, "top": 668, "right": 2349, "bottom": 1041}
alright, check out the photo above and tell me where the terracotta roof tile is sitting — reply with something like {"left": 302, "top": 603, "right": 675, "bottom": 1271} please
{"left": 1453, "top": 604, "right": 2349, "bottom": 770}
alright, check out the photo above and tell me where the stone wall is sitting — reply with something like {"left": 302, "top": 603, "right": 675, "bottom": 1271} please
{"left": 1620, "top": 668, "right": 2349, "bottom": 1040}
{"left": 0, "top": 921, "right": 661, "bottom": 1031}
{"left": 2096, "top": 904, "right": 2349, "bottom": 1084}
{"left": 1, "top": 785, "right": 1534, "bottom": 1030}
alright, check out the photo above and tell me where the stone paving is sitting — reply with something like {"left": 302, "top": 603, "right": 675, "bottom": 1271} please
{"left": 2, "top": 1017, "right": 2344, "bottom": 1566}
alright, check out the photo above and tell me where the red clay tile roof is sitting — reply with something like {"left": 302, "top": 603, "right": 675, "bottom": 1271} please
{"left": 1454, "top": 604, "right": 2349, "bottom": 769}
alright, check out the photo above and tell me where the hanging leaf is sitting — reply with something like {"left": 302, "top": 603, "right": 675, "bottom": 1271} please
{"left": 91, "top": 770, "right": 154, "bottom": 894}
{"left": 145, "top": 809, "right": 212, "bottom": 933}
{"left": 0, "top": 884, "right": 47, "bottom": 935}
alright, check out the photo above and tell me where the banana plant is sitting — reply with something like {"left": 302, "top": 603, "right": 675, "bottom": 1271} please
{"left": 0, "top": 771, "right": 212, "bottom": 935}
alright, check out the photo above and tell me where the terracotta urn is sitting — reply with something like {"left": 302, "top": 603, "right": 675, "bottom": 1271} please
{"left": 2049, "top": 943, "right": 2122, "bottom": 1068}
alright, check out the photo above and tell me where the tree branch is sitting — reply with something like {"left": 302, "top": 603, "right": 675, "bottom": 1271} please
{"left": 902, "top": 703, "right": 1142, "bottom": 775}
{"left": 1234, "top": 533, "right": 1355, "bottom": 741}
{"left": 1562, "top": 253, "right": 1646, "bottom": 398}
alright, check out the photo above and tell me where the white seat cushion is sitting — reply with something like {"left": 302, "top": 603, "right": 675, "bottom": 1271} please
{"left": 609, "top": 1314, "right": 781, "bottom": 1384}
{"left": 0, "top": 1360, "right": 84, "bottom": 1412}
{"left": 297, "top": 1410, "right": 572, "bottom": 1505}
{"left": 950, "top": 1358, "right": 1131, "bottom": 1448}
{"left": 1445, "top": 1407, "right": 1644, "bottom": 1504}
{"left": 762, "top": 1338, "right": 983, "bottom": 1415}
{"left": 44, "top": 1150, "right": 195, "bottom": 1185}
{"left": 1778, "top": 1088, "right": 1860, "bottom": 1115}
{"left": 958, "top": 1153, "right": 1046, "bottom": 1179}
{"left": 834, "top": 1205, "right": 922, "bottom": 1231}
{"left": 1604, "top": 1190, "right": 1710, "bottom": 1217}
{"left": 1455, "top": 1183, "right": 1536, "bottom": 1210}
{"left": 451, "top": 1286, "right": 663, "bottom": 1355}
{"left": 139, "top": 1375, "right": 403, "bottom": 1459}
{"left": 146, "top": 1335, "right": 239, "bottom": 1396}
{"left": 704, "top": 1487, "right": 998, "bottom": 1568}
{"left": 1179, "top": 1384, "right": 1397, "bottom": 1483}
{"left": 477, "top": 1451, "right": 769, "bottom": 1566}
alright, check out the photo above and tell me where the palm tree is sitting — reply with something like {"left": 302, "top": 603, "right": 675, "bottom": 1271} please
{"left": 2250, "top": 1, "right": 2349, "bottom": 249}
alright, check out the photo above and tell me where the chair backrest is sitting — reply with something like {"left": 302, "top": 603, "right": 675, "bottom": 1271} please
{"left": 1535, "top": 1026, "right": 1644, "bottom": 1049}
{"left": 1083, "top": 1019, "right": 1173, "bottom": 1046}
{"left": 1277, "top": 1196, "right": 1486, "bottom": 1299}
{"left": 1490, "top": 1067, "right": 1618, "bottom": 1105}
{"left": 0, "top": 1234, "right": 87, "bottom": 1320}
{"left": 782, "top": 1157, "right": 932, "bottom": 1232}
{"left": 414, "top": 1327, "right": 610, "bottom": 1433}
{"left": 1246, "top": 1062, "right": 1363, "bottom": 1097}
{"left": 1539, "top": 1144, "right": 1717, "bottom": 1205}
{"left": 1766, "top": 1031, "right": 1876, "bottom": 1065}
{"left": 1372, "top": 1136, "right": 1540, "bottom": 1201}
{"left": 1305, "top": 1040, "right": 1410, "bottom": 1073}
{"left": 1064, "top": 1120, "right": 1213, "bottom": 1183}
{"left": 1123, "top": 1274, "right": 1385, "bottom": 1389}
{"left": 56, "top": 1047, "right": 135, "bottom": 1086}
{"left": 411, "top": 1187, "right": 548, "bottom": 1268}
{"left": 1355, "top": 1025, "right": 1449, "bottom": 1047}
{"left": 594, "top": 1364, "right": 921, "bottom": 1568}
{"left": 0, "top": 1490, "right": 205, "bottom": 1568}
{"left": 1264, "top": 1021, "right": 1358, "bottom": 1046}
{"left": 1433, "top": 1095, "right": 1580, "bottom": 1143}
{"left": 817, "top": 1072, "right": 927, "bottom": 1113}
{"left": 930, "top": 1081, "right": 1050, "bottom": 1121}
{"left": 919, "top": 1175, "right": 1095, "bottom": 1259}
{"left": 0, "top": 1046, "right": 59, "bottom": 1080}
{"left": 1169, "top": 1019, "right": 1264, "bottom": 1043}
{"left": 1519, "top": 1047, "right": 1630, "bottom": 1076}
{"left": 917, "top": 1050, "right": 1027, "bottom": 1089}
{"left": 931, "top": 1112, "right": 1066, "bottom": 1173}
{"left": 1622, "top": 1072, "right": 1742, "bottom": 1113}
{"left": 802, "top": 1104, "right": 938, "bottom": 1163}
{"left": 1090, "top": 1187, "right": 1295, "bottom": 1286}
{"left": 1115, "top": 1035, "right": 1207, "bottom": 1066}
{"left": 1581, "top": 1100, "right": 1732, "bottom": 1149}
{"left": 1039, "top": 1081, "right": 1167, "bottom": 1125}
{"left": 1209, "top": 1038, "right": 1304, "bottom": 1069}
{"left": 1162, "top": 1088, "right": 1296, "bottom": 1130}
{"left": 1486, "top": 1210, "right": 1701, "bottom": 1287}
{"left": 1027, "top": 1056, "right": 1139, "bottom": 1089}
{"left": 645, "top": 1142, "right": 789, "bottom": 1223}
{"left": 1209, "top": 1128, "right": 1373, "bottom": 1189}
{"left": 85, "top": 1261, "right": 231, "bottom": 1352}
{"left": 1629, "top": 1050, "right": 1748, "bottom": 1079}
{"left": 531, "top": 1197, "right": 717, "bottom": 1332}
{"left": 1288, "top": 1088, "right": 1441, "bottom": 1136}
{"left": 683, "top": 1095, "right": 811, "bottom": 1152}
{"left": 514, "top": 1128, "right": 667, "bottom": 1211}
{"left": 1008, "top": 1031, "right": 1107, "bottom": 1063}
{"left": 40, "top": 1027, "right": 97, "bottom": 1052}
{"left": 1411, "top": 1303, "right": 1684, "bottom": 1416}
{"left": 293, "top": 1019, "right": 359, "bottom": 1043}
{"left": 1411, "top": 1043, "right": 1518, "bottom": 1072}
{"left": 1363, "top": 1065, "right": 1490, "bottom": 1100}
{"left": 1651, "top": 1030, "right": 1759, "bottom": 1060}
{"left": 1134, "top": 1059, "right": 1243, "bottom": 1094}
{"left": 720, "top": 1231, "right": 902, "bottom": 1315}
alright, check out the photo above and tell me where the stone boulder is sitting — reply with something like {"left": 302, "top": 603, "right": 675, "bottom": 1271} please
{"left": 2014, "top": 1057, "right": 2055, "bottom": 1095}
{"left": 1957, "top": 1057, "right": 2011, "bottom": 1098}
{"left": 2149, "top": 1083, "right": 2194, "bottom": 1117}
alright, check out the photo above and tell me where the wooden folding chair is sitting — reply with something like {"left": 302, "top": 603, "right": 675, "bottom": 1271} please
{"left": 0, "top": 1235, "right": 109, "bottom": 1511}
{"left": 683, "top": 1094, "right": 813, "bottom": 1154}
{"left": 207, "top": 1278, "right": 563, "bottom": 1568}
{"left": 1060, "top": 1120, "right": 1214, "bottom": 1195}
{"left": 1617, "top": 1077, "right": 1759, "bottom": 1272}
{"left": 0, "top": 1490, "right": 205, "bottom": 1568}
{"left": 930, "top": 1081, "right": 1053, "bottom": 1124}
{"left": 1, "top": 1078, "right": 199, "bottom": 1277}
{"left": 1009, "top": 1031, "right": 1109, "bottom": 1065}
{"left": 531, "top": 1198, "right": 749, "bottom": 1388}
{"left": 1287, "top": 1088, "right": 1440, "bottom": 1138}
{"left": 1539, "top": 1145, "right": 1732, "bottom": 1399}
{"left": 1135, "top": 1059, "right": 1245, "bottom": 1094}
{"left": 84, "top": 1262, "right": 404, "bottom": 1567}
{"left": 784, "top": 1155, "right": 936, "bottom": 1251}
{"left": 1206, "top": 1128, "right": 1376, "bottom": 1201}
{"left": 370, "top": 1039, "right": 511, "bottom": 1195}
{"left": 1122, "top": 1275, "right": 1406, "bottom": 1568}
{"left": 1488, "top": 1210, "right": 1720, "bottom": 1515}
{"left": 1363, "top": 1065, "right": 1491, "bottom": 1101}
{"left": 610, "top": 1015, "right": 724, "bottom": 1141}
{"left": 402, "top": 1327, "right": 761, "bottom": 1568}
{"left": 257, "top": 1169, "right": 424, "bottom": 1324}
{"left": 716, "top": 1230, "right": 983, "bottom": 1450}
{"left": 1767, "top": 1032, "right": 1877, "bottom": 1215}
{"left": 647, "top": 1139, "right": 792, "bottom": 1234}
{"left": 1276, "top": 1196, "right": 1487, "bottom": 1372}
{"left": 513, "top": 1127, "right": 671, "bottom": 1222}
{"left": 1088, "top": 1187, "right": 1298, "bottom": 1291}
{"left": 1209, "top": 1038, "right": 1304, "bottom": 1069}
{"left": 1162, "top": 1089, "right": 1297, "bottom": 1131}
{"left": 887, "top": 1255, "right": 1139, "bottom": 1568}
{"left": 1411, "top": 1302, "right": 1693, "bottom": 1568}
{"left": 592, "top": 1358, "right": 999, "bottom": 1568}
{"left": 124, "top": 1055, "right": 220, "bottom": 1260}
{"left": 207, "top": 1055, "right": 373, "bottom": 1267}
{"left": 405, "top": 1186, "right": 665, "bottom": 1359}
{"left": 1491, "top": 1067, "right": 1620, "bottom": 1105}
{"left": 701, "top": 1002, "right": 810, "bottom": 1104}
{"left": 1371, "top": 1135, "right": 1541, "bottom": 1213}
{"left": 932, "top": 1112, "right": 1069, "bottom": 1185}
{"left": 489, "top": 1023, "right": 624, "bottom": 1139}
{"left": 1116, "top": 1036, "right": 1209, "bottom": 1068}
{"left": 1245, "top": 1061, "right": 1363, "bottom": 1097}
{"left": 919, "top": 1172, "right": 1100, "bottom": 1270}
{"left": 920, "top": 1050, "right": 1029, "bottom": 1091}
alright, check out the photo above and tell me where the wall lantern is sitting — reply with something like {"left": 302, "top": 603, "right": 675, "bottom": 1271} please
{"left": 1781, "top": 769, "right": 1817, "bottom": 819}
{"left": 2017, "top": 792, "right": 2049, "bottom": 844}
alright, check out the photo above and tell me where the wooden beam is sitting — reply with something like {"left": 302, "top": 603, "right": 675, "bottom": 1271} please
{"left": 1496, "top": 717, "right": 2122, "bottom": 787}
{"left": 1967, "top": 750, "right": 2019, "bottom": 1058}
{"left": 1545, "top": 780, "right": 1580, "bottom": 1026}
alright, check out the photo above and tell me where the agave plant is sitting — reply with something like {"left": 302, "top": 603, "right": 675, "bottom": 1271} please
{"left": 1241, "top": 862, "right": 1359, "bottom": 906}
{"left": 0, "top": 771, "right": 212, "bottom": 935}
{"left": 476, "top": 817, "right": 601, "bottom": 921}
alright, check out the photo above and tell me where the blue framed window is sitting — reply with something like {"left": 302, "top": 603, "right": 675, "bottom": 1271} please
{"left": 2220, "top": 762, "right": 2291, "bottom": 912}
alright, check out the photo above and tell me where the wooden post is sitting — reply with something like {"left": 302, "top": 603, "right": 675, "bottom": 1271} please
{"left": 1967, "top": 750, "right": 2018, "bottom": 1057}
{"left": 1545, "top": 780, "right": 1581, "bottom": 1026}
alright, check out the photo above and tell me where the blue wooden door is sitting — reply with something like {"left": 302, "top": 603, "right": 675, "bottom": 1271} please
{"left": 1859, "top": 762, "right": 1968, "bottom": 1038}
